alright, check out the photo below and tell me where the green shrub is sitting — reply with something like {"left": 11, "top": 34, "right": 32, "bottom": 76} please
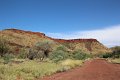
{"left": 111, "top": 46, "right": 120, "bottom": 58}
{"left": 3, "top": 54, "right": 14, "bottom": 64}
{"left": 35, "top": 40, "right": 53, "bottom": 52}
{"left": 56, "top": 45, "right": 67, "bottom": 51}
{"left": 99, "top": 46, "right": 120, "bottom": 59}
{"left": 17, "top": 48, "right": 28, "bottom": 59}
{"left": 97, "top": 46, "right": 120, "bottom": 58}
{"left": 35, "top": 50, "right": 45, "bottom": 60}
{"left": 49, "top": 46, "right": 69, "bottom": 62}
{"left": 71, "top": 50, "right": 91, "bottom": 60}
{"left": 0, "top": 38, "right": 9, "bottom": 57}
{"left": 103, "top": 53, "right": 112, "bottom": 58}
{"left": 97, "top": 53, "right": 112, "bottom": 58}
{"left": 49, "top": 50, "right": 69, "bottom": 62}
{"left": 112, "top": 52, "right": 120, "bottom": 58}
{"left": 28, "top": 48, "right": 46, "bottom": 60}
{"left": 27, "top": 48, "right": 37, "bottom": 60}
{"left": 27, "top": 40, "right": 54, "bottom": 60}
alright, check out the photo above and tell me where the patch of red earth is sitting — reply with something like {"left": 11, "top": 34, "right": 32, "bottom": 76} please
{"left": 40, "top": 59, "right": 120, "bottom": 80}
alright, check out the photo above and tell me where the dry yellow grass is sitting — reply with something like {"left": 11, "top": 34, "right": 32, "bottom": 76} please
{"left": 0, "top": 59, "right": 83, "bottom": 80}
{"left": 60, "top": 59, "right": 83, "bottom": 68}
{"left": 109, "top": 58, "right": 120, "bottom": 64}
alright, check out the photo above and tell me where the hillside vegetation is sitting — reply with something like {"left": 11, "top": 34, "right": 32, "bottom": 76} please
{"left": 0, "top": 29, "right": 111, "bottom": 54}
{"left": 0, "top": 29, "right": 116, "bottom": 80}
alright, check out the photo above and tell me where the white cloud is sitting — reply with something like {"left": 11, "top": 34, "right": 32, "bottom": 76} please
{"left": 46, "top": 25, "right": 120, "bottom": 47}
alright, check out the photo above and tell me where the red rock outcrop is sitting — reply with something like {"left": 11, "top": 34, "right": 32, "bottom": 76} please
{"left": 4, "top": 29, "right": 46, "bottom": 38}
{"left": 52, "top": 38, "right": 98, "bottom": 43}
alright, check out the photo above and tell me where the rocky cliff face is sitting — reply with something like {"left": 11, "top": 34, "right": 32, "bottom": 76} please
{"left": 0, "top": 29, "right": 111, "bottom": 54}
{"left": 52, "top": 39, "right": 98, "bottom": 43}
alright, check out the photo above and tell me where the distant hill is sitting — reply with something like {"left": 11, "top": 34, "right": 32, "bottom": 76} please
{"left": 0, "top": 29, "right": 111, "bottom": 54}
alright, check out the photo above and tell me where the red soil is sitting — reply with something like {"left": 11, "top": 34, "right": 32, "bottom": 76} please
{"left": 41, "top": 59, "right": 120, "bottom": 80}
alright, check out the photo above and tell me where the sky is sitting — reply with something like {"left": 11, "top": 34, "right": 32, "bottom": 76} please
{"left": 0, "top": 0, "right": 120, "bottom": 47}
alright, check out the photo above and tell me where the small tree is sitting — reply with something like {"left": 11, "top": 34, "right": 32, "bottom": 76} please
{"left": 35, "top": 40, "right": 53, "bottom": 56}
{"left": 28, "top": 48, "right": 37, "bottom": 60}
{"left": 28, "top": 40, "right": 54, "bottom": 60}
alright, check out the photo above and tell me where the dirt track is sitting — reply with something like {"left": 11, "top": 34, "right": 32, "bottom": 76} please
{"left": 41, "top": 59, "right": 120, "bottom": 80}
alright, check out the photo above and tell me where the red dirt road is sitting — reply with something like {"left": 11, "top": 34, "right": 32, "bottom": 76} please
{"left": 41, "top": 59, "right": 120, "bottom": 80}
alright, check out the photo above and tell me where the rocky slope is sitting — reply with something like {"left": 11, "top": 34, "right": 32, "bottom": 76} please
{"left": 0, "top": 29, "right": 111, "bottom": 54}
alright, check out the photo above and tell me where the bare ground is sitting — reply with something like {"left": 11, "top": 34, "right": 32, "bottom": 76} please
{"left": 40, "top": 59, "right": 120, "bottom": 80}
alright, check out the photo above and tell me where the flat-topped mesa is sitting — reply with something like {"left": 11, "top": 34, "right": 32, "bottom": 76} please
{"left": 1, "top": 28, "right": 111, "bottom": 54}
{"left": 52, "top": 38, "right": 98, "bottom": 43}
{"left": 3, "top": 29, "right": 99, "bottom": 44}
{"left": 4, "top": 29, "right": 46, "bottom": 38}
{"left": 3, "top": 29, "right": 98, "bottom": 43}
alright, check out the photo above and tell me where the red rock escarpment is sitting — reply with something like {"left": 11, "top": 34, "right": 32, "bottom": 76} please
{"left": 4, "top": 29, "right": 46, "bottom": 38}
{"left": 52, "top": 38, "right": 98, "bottom": 43}
{"left": 4, "top": 29, "right": 98, "bottom": 43}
